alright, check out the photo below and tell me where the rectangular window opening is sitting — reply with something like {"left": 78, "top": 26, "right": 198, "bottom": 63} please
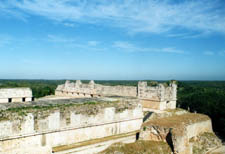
{"left": 8, "top": 98, "right": 12, "bottom": 103}
{"left": 22, "top": 97, "right": 26, "bottom": 102}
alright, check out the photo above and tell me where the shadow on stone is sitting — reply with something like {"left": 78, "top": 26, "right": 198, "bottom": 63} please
{"left": 136, "top": 132, "right": 140, "bottom": 140}
{"left": 143, "top": 112, "right": 153, "bottom": 122}
{"left": 166, "top": 131, "right": 174, "bottom": 153}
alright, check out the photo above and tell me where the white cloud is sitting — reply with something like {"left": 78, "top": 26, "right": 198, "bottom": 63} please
{"left": 46, "top": 35, "right": 184, "bottom": 54}
{"left": 203, "top": 51, "right": 214, "bottom": 56}
{"left": 88, "top": 41, "right": 99, "bottom": 46}
{"left": 63, "top": 23, "right": 75, "bottom": 27}
{"left": 1, "top": 0, "right": 225, "bottom": 35}
{"left": 113, "top": 41, "right": 185, "bottom": 54}
{"left": 113, "top": 41, "right": 139, "bottom": 52}
{"left": 160, "top": 47, "right": 185, "bottom": 54}
{"left": 46, "top": 34, "right": 105, "bottom": 52}
{"left": 166, "top": 31, "right": 211, "bottom": 39}
{"left": 47, "top": 35, "right": 100, "bottom": 46}
{"left": 0, "top": 2, "right": 28, "bottom": 21}
{"left": 47, "top": 34, "right": 76, "bottom": 43}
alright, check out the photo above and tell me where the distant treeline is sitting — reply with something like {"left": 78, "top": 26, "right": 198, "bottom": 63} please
{"left": 0, "top": 80, "right": 64, "bottom": 98}
{"left": 0, "top": 79, "right": 225, "bottom": 140}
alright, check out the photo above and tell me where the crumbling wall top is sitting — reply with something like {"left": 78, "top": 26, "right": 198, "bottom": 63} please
{"left": 137, "top": 81, "right": 177, "bottom": 102}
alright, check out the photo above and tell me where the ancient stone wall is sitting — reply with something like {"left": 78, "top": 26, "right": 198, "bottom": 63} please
{"left": 55, "top": 80, "right": 137, "bottom": 97}
{"left": 138, "top": 81, "right": 177, "bottom": 110}
{"left": 55, "top": 80, "right": 177, "bottom": 110}
{"left": 0, "top": 98, "right": 143, "bottom": 154}
{"left": 0, "top": 88, "right": 33, "bottom": 103}
{"left": 139, "top": 111, "right": 218, "bottom": 154}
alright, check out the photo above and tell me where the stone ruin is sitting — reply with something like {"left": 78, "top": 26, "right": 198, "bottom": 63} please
{"left": 0, "top": 81, "right": 223, "bottom": 154}
{"left": 0, "top": 88, "right": 33, "bottom": 103}
{"left": 0, "top": 97, "right": 144, "bottom": 154}
{"left": 55, "top": 80, "right": 177, "bottom": 110}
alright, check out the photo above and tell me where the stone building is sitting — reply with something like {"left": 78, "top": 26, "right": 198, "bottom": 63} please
{"left": 0, "top": 82, "right": 222, "bottom": 154}
{"left": 137, "top": 81, "right": 177, "bottom": 110}
{"left": 0, "top": 97, "right": 143, "bottom": 154}
{"left": 55, "top": 80, "right": 177, "bottom": 110}
{"left": 0, "top": 88, "right": 33, "bottom": 103}
{"left": 55, "top": 80, "right": 137, "bottom": 98}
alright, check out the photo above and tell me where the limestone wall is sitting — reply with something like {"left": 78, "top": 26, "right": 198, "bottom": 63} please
{"left": 137, "top": 81, "right": 177, "bottom": 102}
{"left": 95, "top": 84, "right": 137, "bottom": 97}
{"left": 171, "top": 119, "right": 213, "bottom": 154}
{"left": 0, "top": 88, "right": 33, "bottom": 103}
{"left": 0, "top": 99, "right": 143, "bottom": 154}
{"left": 55, "top": 80, "right": 137, "bottom": 97}
{"left": 139, "top": 112, "right": 214, "bottom": 154}
{"left": 55, "top": 80, "right": 177, "bottom": 110}
{"left": 138, "top": 81, "right": 177, "bottom": 110}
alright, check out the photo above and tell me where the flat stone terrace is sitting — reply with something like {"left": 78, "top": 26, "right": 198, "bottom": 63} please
{"left": 0, "top": 96, "right": 138, "bottom": 111}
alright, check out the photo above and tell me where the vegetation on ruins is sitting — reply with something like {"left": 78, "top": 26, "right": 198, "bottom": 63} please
{"left": 190, "top": 132, "right": 222, "bottom": 154}
{"left": 0, "top": 79, "right": 225, "bottom": 140}
{"left": 100, "top": 141, "right": 172, "bottom": 154}
{"left": 0, "top": 99, "right": 135, "bottom": 122}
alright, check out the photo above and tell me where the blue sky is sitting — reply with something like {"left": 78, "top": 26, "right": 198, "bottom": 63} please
{"left": 0, "top": 0, "right": 225, "bottom": 80}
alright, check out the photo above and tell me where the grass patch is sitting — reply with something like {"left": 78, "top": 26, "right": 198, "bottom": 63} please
{"left": 0, "top": 99, "right": 136, "bottom": 121}
{"left": 100, "top": 140, "right": 172, "bottom": 154}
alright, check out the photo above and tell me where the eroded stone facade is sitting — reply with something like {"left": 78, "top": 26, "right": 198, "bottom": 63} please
{"left": 139, "top": 110, "right": 221, "bottom": 154}
{"left": 55, "top": 80, "right": 177, "bottom": 110}
{"left": 55, "top": 80, "right": 137, "bottom": 98}
{"left": 0, "top": 88, "right": 33, "bottom": 103}
{"left": 0, "top": 98, "right": 143, "bottom": 154}
{"left": 0, "top": 83, "right": 222, "bottom": 154}
{"left": 138, "top": 81, "right": 177, "bottom": 110}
